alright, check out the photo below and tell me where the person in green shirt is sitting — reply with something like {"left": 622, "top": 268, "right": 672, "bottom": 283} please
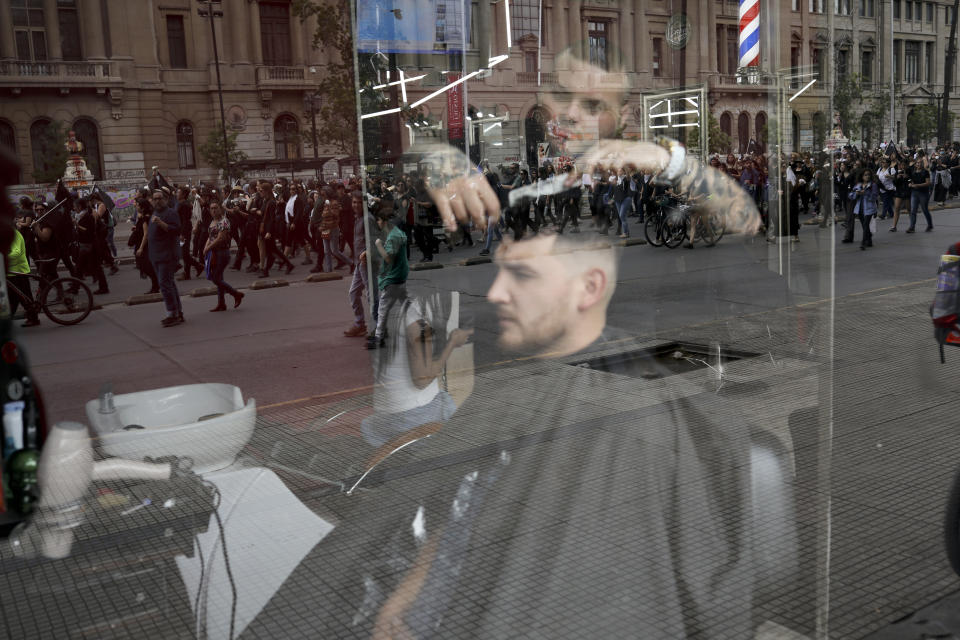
{"left": 369, "top": 198, "right": 408, "bottom": 349}
{"left": 6, "top": 229, "right": 40, "bottom": 327}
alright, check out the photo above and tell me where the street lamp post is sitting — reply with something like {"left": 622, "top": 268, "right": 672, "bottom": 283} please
{"left": 304, "top": 92, "right": 322, "bottom": 179}
{"left": 198, "top": 1, "right": 231, "bottom": 183}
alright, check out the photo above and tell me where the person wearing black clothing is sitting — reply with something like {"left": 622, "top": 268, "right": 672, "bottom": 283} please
{"left": 907, "top": 160, "right": 933, "bottom": 233}
{"left": 175, "top": 187, "right": 204, "bottom": 280}
{"left": 75, "top": 198, "right": 109, "bottom": 295}
{"left": 258, "top": 181, "right": 295, "bottom": 277}
{"left": 148, "top": 189, "right": 183, "bottom": 326}
{"left": 130, "top": 199, "right": 159, "bottom": 294}
{"left": 412, "top": 180, "right": 437, "bottom": 262}
{"left": 890, "top": 159, "right": 911, "bottom": 232}
{"left": 31, "top": 202, "right": 61, "bottom": 286}
{"left": 557, "top": 166, "right": 581, "bottom": 234}
{"left": 235, "top": 184, "right": 262, "bottom": 273}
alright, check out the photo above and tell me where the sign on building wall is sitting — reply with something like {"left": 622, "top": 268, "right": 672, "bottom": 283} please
{"left": 447, "top": 72, "right": 465, "bottom": 142}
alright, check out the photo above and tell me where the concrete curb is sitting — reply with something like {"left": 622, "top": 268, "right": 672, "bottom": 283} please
{"left": 411, "top": 262, "right": 443, "bottom": 271}
{"left": 305, "top": 272, "right": 344, "bottom": 282}
{"left": 125, "top": 293, "right": 163, "bottom": 306}
{"left": 190, "top": 286, "right": 219, "bottom": 298}
{"left": 249, "top": 278, "right": 290, "bottom": 290}
{"left": 460, "top": 256, "right": 492, "bottom": 266}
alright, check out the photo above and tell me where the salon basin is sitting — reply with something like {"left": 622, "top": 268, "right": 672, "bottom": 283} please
{"left": 85, "top": 383, "right": 256, "bottom": 473}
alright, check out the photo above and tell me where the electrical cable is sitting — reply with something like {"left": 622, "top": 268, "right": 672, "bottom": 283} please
{"left": 194, "top": 533, "right": 206, "bottom": 639}
{"left": 204, "top": 481, "right": 237, "bottom": 640}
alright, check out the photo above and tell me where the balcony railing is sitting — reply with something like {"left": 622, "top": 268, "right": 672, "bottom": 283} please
{"left": 0, "top": 60, "right": 112, "bottom": 80}
{"left": 517, "top": 71, "right": 557, "bottom": 86}
{"left": 256, "top": 65, "right": 307, "bottom": 86}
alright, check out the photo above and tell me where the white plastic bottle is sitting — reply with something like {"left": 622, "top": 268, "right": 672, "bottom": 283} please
{"left": 3, "top": 400, "right": 25, "bottom": 460}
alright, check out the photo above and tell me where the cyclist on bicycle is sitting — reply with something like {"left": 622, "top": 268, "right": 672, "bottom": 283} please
{"left": 6, "top": 227, "right": 40, "bottom": 327}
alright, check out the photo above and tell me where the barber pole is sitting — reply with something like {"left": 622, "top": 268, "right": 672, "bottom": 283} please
{"left": 738, "top": 0, "right": 760, "bottom": 70}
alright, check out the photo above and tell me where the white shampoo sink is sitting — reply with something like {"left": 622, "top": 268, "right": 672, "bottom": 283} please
{"left": 86, "top": 383, "right": 256, "bottom": 473}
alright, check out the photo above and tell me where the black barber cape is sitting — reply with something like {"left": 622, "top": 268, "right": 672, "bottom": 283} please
{"left": 244, "top": 331, "right": 759, "bottom": 639}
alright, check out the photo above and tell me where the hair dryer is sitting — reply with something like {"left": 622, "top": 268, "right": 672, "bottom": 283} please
{"left": 18, "top": 421, "right": 173, "bottom": 559}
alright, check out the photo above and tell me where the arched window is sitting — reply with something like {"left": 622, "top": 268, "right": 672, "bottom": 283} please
{"left": 524, "top": 105, "right": 553, "bottom": 169}
{"left": 737, "top": 112, "right": 750, "bottom": 155}
{"left": 29, "top": 117, "right": 53, "bottom": 180}
{"left": 72, "top": 117, "right": 101, "bottom": 180}
{"left": 720, "top": 112, "right": 732, "bottom": 138}
{"left": 0, "top": 120, "right": 19, "bottom": 183}
{"left": 274, "top": 114, "right": 300, "bottom": 160}
{"left": 755, "top": 111, "right": 767, "bottom": 153}
{"left": 177, "top": 121, "right": 196, "bottom": 169}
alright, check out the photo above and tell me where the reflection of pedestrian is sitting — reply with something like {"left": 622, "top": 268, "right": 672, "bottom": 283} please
{"left": 344, "top": 192, "right": 372, "bottom": 337}
{"left": 203, "top": 200, "right": 244, "bottom": 312}
{"left": 369, "top": 199, "right": 408, "bottom": 349}
{"left": 147, "top": 190, "right": 183, "bottom": 327}
{"left": 320, "top": 200, "right": 352, "bottom": 272}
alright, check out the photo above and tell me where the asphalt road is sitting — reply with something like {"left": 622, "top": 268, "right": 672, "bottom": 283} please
{"left": 20, "top": 204, "right": 960, "bottom": 426}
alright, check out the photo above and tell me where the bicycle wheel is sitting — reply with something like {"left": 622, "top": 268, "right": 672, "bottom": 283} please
{"left": 699, "top": 215, "right": 720, "bottom": 247}
{"left": 663, "top": 210, "right": 686, "bottom": 249}
{"left": 40, "top": 277, "right": 93, "bottom": 325}
{"left": 945, "top": 467, "right": 960, "bottom": 578}
{"left": 707, "top": 212, "right": 726, "bottom": 244}
{"left": 644, "top": 216, "right": 664, "bottom": 247}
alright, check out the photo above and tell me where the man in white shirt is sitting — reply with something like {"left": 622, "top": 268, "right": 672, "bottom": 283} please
{"left": 876, "top": 158, "right": 896, "bottom": 219}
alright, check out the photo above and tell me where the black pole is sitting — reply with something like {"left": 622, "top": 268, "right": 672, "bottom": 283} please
{"left": 941, "top": 0, "right": 960, "bottom": 145}
{"left": 205, "top": 1, "right": 231, "bottom": 182}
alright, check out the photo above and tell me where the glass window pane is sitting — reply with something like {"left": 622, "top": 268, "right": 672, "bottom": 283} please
{"left": 31, "top": 30, "right": 47, "bottom": 60}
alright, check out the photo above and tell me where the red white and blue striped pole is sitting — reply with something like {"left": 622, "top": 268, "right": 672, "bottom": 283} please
{"left": 738, "top": 0, "right": 760, "bottom": 70}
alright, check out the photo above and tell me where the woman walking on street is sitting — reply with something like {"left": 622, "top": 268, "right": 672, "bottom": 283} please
{"left": 907, "top": 156, "right": 934, "bottom": 233}
{"left": 849, "top": 169, "right": 878, "bottom": 250}
{"left": 320, "top": 200, "right": 352, "bottom": 273}
{"left": 203, "top": 200, "right": 244, "bottom": 312}
{"left": 890, "top": 159, "right": 910, "bottom": 232}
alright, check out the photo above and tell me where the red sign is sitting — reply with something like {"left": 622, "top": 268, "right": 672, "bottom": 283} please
{"left": 447, "top": 72, "right": 464, "bottom": 141}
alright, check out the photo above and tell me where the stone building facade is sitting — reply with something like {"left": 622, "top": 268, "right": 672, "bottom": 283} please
{"left": 1, "top": 0, "right": 957, "bottom": 191}
{"left": 0, "top": 0, "right": 334, "bottom": 189}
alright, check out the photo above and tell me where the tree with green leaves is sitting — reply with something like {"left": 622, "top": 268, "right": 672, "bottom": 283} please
{"left": 907, "top": 104, "right": 939, "bottom": 148}
{"left": 687, "top": 113, "right": 732, "bottom": 155}
{"left": 293, "top": 0, "right": 359, "bottom": 156}
{"left": 198, "top": 123, "right": 248, "bottom": 181}
{"left": 833, "top": 74, "right": 864, "bottom": 142}
{"left": 31, "top": 120, "right": 70, "bottom": 184}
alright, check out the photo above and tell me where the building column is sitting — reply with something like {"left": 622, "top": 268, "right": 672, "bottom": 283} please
{"left": 81, "top": 0, "right": 105, "bottom": 58}
{"left": 551, "top": 2, "right": 566, "bottom": 57}
{"left": 248, "top": 0, "right": 263, "bottom": 64}
{"left": 0, "top": 0, "right": 15, "bottom": 59}
{"left": 633, "top": 0, "right": 645, "bottom": 74}
{"left": 617, "top": 9, "right": 632, "bottom": 73}
{"left": 230, "top": 0, "right": 248, "bottom": 63}
{"left": 290, "top": 5, "right": 304, "bottom": 65}
{"left": 43, "top": 0, "right": 62, "bottom": 59}
{"left": 568, "top": 0, "right": 581, "bottom": 61}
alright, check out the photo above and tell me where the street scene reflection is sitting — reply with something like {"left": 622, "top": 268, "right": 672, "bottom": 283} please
{"left": 2, "top": 0, "right": 960, "bottom": 638}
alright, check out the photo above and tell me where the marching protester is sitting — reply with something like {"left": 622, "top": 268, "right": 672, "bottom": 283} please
{"left": 202, "top": 199, "right": 244, "bottom": 312}
{"left": 147, "top": 189, "right": 184, "bottom": 327}
{"left": 75, "top": 197, "right": 110, "bottom": 295}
